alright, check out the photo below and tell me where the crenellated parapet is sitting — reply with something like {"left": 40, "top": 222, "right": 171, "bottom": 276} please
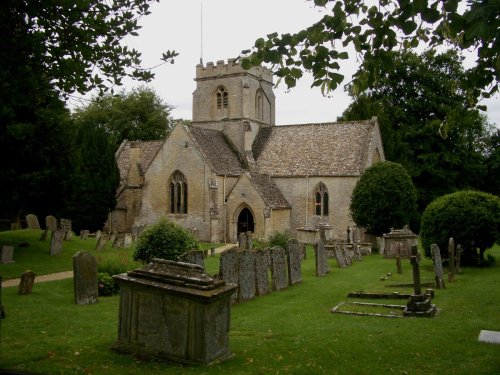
{"left": 196, "top": 58, "right": 273, "bottom": 83}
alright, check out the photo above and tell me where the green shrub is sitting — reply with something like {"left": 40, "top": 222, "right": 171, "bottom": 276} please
{"left": 133, "top": 218, "right": 199, "bottom": 263}
{"left": 97, "top": 272, "right": 119, "bottom": 296}
{"left": 268, "top": 230, "right": 291, "bottom": 249}
{"left": 350, "top": 161, "right": 418, "bottom": 236}
{"left": 420, "top": 190, "right": 500, "bottom": 266}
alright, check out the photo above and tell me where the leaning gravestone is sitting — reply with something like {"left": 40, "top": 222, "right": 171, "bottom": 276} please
{"left": 18, "top": 270, "right": 36, "bottom": 295}
{"left": 1, "top": 246, "right": 15, "bottom": 264}
{"left": 270, "top": 246, "right": 288, "bottom": 291}
{"left": 287, "top": 239, "right": 302, "bottom": 285}
{"left": 109, "top": 233, "right": 117, "bottom": 245}
{"left": 448, "top": 237, "right": 455, "bottom": 282}
{"left": 95, "top": 234, "right": 109, "bottom": 251}
{"left": 179, "top": 250, "right": 205, "bottom": 268}
{"left": 26, "top": 214, "right": 41, "bottom": 230}
{"left": 254, "top": 249, "right": 270, "bottom": 296}
{"left": 80, "top": 230, "right": 89, "bottom": 240}
{"left": 45, "top": 215, "right": 58, "bottom": 231}
{"left": 123, "top": 233, "right": 133, "bottom": 248}
{"left": 112, "top": 234, "right": 125, "bottom": 248}
{"left": 314, "top": 238, "right": 330, "bottom": 276}
{"left": 39, "top": 229, "right": 49, "bottom": 241}
{"left": 50, "top": 229, "right": 65, "bottom": 255}
{"left": 334, "top": 244, "right": 347, "bottom": 268}
{"left": 219, "top": 246, "right": 239, "bottom": 303}
{"left": 95, "top": 230, "right": 102, "bottom": 242}
{"left": 238, "top": 250, "right": 256, "bottom": 302}
{"left": 73, "top": 251, "right": 98, "bottom": 305}
{"left": 430, "top": 244, "right": 446, "bottom": 289}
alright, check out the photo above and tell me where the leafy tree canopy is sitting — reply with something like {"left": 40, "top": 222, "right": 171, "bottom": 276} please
{"left": 73, "top": 87, "right": 175, "bottom": 146}
{"left": 350, "top": 161, "right": 418, "bottom": 236}
{"left": 241, "top": 0, "right": 499, "bottom": 104}
{"left": 339, "top": 49, "right": 493, "bottom": 211}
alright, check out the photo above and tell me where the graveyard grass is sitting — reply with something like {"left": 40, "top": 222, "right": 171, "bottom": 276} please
{"left": 1, "top": 233, "right": 499, "bottom": 374}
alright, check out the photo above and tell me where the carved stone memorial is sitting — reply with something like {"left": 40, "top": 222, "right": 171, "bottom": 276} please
{"left": 123, "top": 233, "right": 133, "bottom": 248}
{"left": 112, "top": 234, "right": 125, "bottom": 248}
{"left": 179, "top": 250, "right": 205, "bottom": 268}
{"left": 430, "top": 244, "right": 446, "bottom": 289}
{"left": 314, "top": 238, "right": 330, "bottom": 276}
{"left": 73, "top": 251, "right": 98, "bottom": 305}
{"left": 334, "top": 244, "right": 347, "bottom": 268}
{"left": 18, "top": 270, "right": 36, "bottom": 295}
{"left": 287, "top": 239, "right": 302, "bottom": 285}
{"left": 25, "top": 214, "right": 40, "bottom": 230}
{"left": 254, "top": 249, "right": 270, "bottom": 296}
{"left": 270, "top": 246, "right": 288, "bottom": 291}
{"left": 238, "top": 250, "right": 256, "bottom": 302}
{"left": 95, "top": 233, "right": 109, "bottom": 251}
{"left": 50, "top": 229, "right": 65, "bottom": 255}
{"left": 45, "top": 215, "right": 58, "bottom": 231}
{"left": 112, "top": 259, "right": 237, "bottom": 365}
{"left": 219, "top": 246, "right": 239, "bottom": 303}
{"left": 1, "top": 246, "right": 15, "bottom": 264}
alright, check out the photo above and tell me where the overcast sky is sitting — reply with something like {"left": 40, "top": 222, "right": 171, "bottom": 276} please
{"left": 85, "top": 0, "right": 500, "bottom": 127}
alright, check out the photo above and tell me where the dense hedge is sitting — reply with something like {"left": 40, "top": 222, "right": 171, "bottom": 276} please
{"left": 133, "top": 218, "right": 199, "bottom": 263}
{"left": 350, "top": 161, "right": 417, "bottom": 236}
{"left": 420, "top": 190, "right": 500, "bottom": 265}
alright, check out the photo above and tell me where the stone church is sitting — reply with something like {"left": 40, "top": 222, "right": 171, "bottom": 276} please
{"left": 107, "top": 59, "right": 385, "bottom": 243}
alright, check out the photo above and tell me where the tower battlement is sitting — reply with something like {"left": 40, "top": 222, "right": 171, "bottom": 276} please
{"left": 196, "top": 58, "right": 273, "bottom": 83}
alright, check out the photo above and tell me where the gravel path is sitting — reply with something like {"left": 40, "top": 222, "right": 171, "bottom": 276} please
{"left": 1, "top": 243, "right": 237, "bottom": 289}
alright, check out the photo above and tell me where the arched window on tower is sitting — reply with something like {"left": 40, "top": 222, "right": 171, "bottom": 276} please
{"left": 215, "top": 86, "right": 229, "bottom": 119}
{"left": 255, "top": 90, "right": 263, "bottom": 120}
{"left": 168, "top": 171, "right": 188, "bottom": 214}
{"left": 314, "top": 183, "right": 329, "bottom": 216}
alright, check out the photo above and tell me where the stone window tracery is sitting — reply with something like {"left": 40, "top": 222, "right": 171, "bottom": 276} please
{"left": 314, "top": 183, "right": 329, "bottom": 216}
{"left": 216, "top": 87, "right": 228, "bottom": 109}
{"left": 169, "top": 171, "right": 187, "bottom": 214}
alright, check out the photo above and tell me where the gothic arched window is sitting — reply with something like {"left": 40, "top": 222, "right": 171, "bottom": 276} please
{"left": 255, "top": 90, "right": 263, "bottom": 120}
{"left": 216, "top": 87, "right": 228, "bottom": 109}
{"left": 169, "top": 171, "right": 188, "bottom": 214}
{"left": 314, "top": 183, "right": 329, "bottom": 216}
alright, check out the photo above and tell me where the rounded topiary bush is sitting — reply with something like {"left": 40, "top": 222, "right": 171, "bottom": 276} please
{"left": 133, "top": 218, "right": 199, "bottom": 263}
{"left": 420, "top": 190, "right": 500, "bottom": 266}
{"left": 350, "top": 161, "right": 418, "bottom": 236}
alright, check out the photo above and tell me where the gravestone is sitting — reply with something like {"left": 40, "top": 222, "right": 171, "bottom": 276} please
{"left": 39, "top": 229, "right": 49, "bottom": 241}
{"left": 403, "top": 245, "right": 438, "bottom": 317}
{"left": 1, "top": 246, "right": 15, "bottom": 264}
{"left": 343, "top": 245, "right": 353, "bottom": 266}
{"left": 95, "top": 230, "right": 102, "bottom": 242}
{"left": 246, "top": 231, "right": 253, "bottom": 250}
{"left": 394, "top": 242, "right": 402, "bottom": 274}
{"left": 314, "top": 239, "right": 330, "bottom": 276}
{"left": 219, "top": 246, "right": 239, "bottom": 303}
{"left": 455, "top": 244, "right": 463, "bottom": 274}
{"left": 287, "top": 239, "right": 302, "bottom": 285}
{"left": 238, "top": 232, "right": 248, "bottom": 250}
{"left": 45, "top": 215, "right": 58, "bottom": 231}
{"left": 270, "top": 246, "right": 288, "bottom": 291}
{"left": 25, "top": 214, "right": 40, "bottom": 230}
{"left": 60, "top": 218, "right": 72, "bottom": 240}
{"left": 353, "top": 244, "right": 362, "bottom": 261}
{"left": 112, "top": 260, "right": 236, "bottom": 365}
{"left": 238, "top": 250, "right": 256, "bottom": 302}
{"left": 18, "top": 270, "right": 36, "bottom": 295}
{"left": 11, "top": 222, "right": 21, "bottom": 231}
{"left": 49, "top": 229, "right": 65, "bottom": 255}
{"left": 109, "top": 233, "right": 117, "bottom": 245}
{"left": 123, "top": 233, "right": 132, "bottom": 248}
{"left": 80, "top": 230, "right": 89, "bottom": 240}
{"left": 73, "top": 251, "right": 98, "bottom": 305}
{"left": 112, "top": 234, "right": 125, "bottom": 248}
{"left": 334, "top": 244, "right": 347, "bottom": 268}
{"left": 95, "top": 233, "right": 109, "bottom": 251}
{"left": 210, "top": 247, "right": 216, "bottom": 257}
{"left": 448, "top": 237, "right": 455, "bottom": 282}
{"left": 430, "top": 244, "right": 446, "bottom": 289}
{"left": 254, "top": 249, "right": 270, "bottom": 296}
{"left": 179, "top": 250, "right": 205, "bottom": 268}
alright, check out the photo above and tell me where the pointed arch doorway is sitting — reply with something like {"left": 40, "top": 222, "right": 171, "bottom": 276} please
{"left": 237, "top": 207, "right": 254, "bottom": 235}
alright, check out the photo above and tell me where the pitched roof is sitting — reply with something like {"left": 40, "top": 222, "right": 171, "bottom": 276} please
{"left": 187, "top": 126, "right": 244, "bottom": 176}
{"left": 253, "top": 119, "right": 377, "bottom": 177}
{"left": 248, "top": 172, "right": 290, "bottom": 209}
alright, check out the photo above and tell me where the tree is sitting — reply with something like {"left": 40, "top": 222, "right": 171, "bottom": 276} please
{"left": 73, "top": 87, "right": 175, "bottom": 146}
{"left": 484, "top": 129, "right": 500, "bottom": 197}
{"left": 134, "top": 218, "right": 199, "bottom": 263}
{"left": 339, "top": 50, "right": 492, "bottom": 211}
{"left": 241, "top": 0, "right": 499, "bottom": 103}
{"left": 64, "top": 122, "right": 119, "bottom": 233}
{"left": 350, "top": 161, "right": 417, "bottom": 236}
{"left": 420, "top": 190, "right": 500, "bottom": 266}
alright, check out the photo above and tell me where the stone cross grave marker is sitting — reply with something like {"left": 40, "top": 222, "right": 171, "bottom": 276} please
{"left": 123, "top": 233, "right": 132, "bottom": 248}
{"left": 287, "top": 239, "right": 302, "bottom": 285}
{"left": 25, "top": 214, "right": 40, "bottom": 230}
{"left": 238, "top": 250, "right": 256, "bottom": 302}
{"left": 45, "top": 215, "right": 58, "bottom": 231}
{"left": 95, "top": 233, "right": 109, "bottom": 251}
{"left": 455, "top": 244, "right": 463, "bottom": 274}
{"left": 430, "top": 244, "right": 446, "bottom": 289}
{"left": 270, "top": 246, "right": 288, "bottom": 291}
{"left": 219, "top": 246, "right": 239, "bottom": 303}
{"left": 50, "top": 229, "right": 65, "bottom": 255}
{"left": 18, "top": 270, "right": 36, "bottom": 295}
{"left": 254, "top": 249, "right": 270, "bottom": 296}
{"left": 334, "top": 244, "right": 347, "bottom": 268}
{"left": 179, "top": 250, "right": 205, "bottom": 268}
{"left": 73, "top": 251, "right": 98, "bottom": 305}
{"left": 448, "top": 237, "right": 455, "bottom": 282}
{"left": 1, "top": 246, "right": 15, "bottom": 264}
{"left": 314, "top": 237, "right": 330, "bottom": 277}
{"left": 410, "top": 245, "right": 421, "bottom": 295}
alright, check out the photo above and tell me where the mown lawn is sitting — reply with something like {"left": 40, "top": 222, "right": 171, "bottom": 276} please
{"left": 1, "top": 231, "right": 499, "bottom": 374}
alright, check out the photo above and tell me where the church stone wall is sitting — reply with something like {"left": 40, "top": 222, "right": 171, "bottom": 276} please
{"left": 266, "top": 209, "right": 291, "bottom": 239}
{"left": 273, "top": 176, "right": 358, "bottom": 240}
{"left": 137, "top": 127, "right": 212, "bottom": 241}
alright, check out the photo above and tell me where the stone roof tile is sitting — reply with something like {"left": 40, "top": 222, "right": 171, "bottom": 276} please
{"left": 248, "top": 172, "right": 290, "bottom": 209}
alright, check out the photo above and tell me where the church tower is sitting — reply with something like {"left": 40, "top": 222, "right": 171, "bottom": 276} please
{"left": 192, "top": 59, "right": 275, "bottom": 158}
